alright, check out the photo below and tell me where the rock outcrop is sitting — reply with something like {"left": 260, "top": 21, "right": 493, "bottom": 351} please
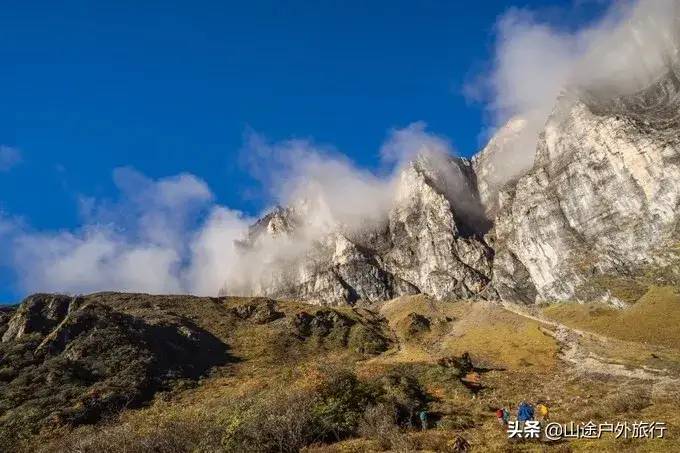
{"left": 228, "top": 154, "right": 495, "bottom": 306}
{"left": 2, "top": 294, "right": 77, "bottom": 343}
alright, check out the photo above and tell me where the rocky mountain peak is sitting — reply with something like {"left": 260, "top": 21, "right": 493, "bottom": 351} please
{"left": 229, "top": 65, "right": 680, "bottom": 307}
{"left": 243, "top": 205, "right": 299, "bottom": 245}
{"left": 225, "top": 152, "right": 494, "bottom": 305}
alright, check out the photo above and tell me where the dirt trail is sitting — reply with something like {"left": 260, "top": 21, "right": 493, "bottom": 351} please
{"left": 496, "top": 301, "right": 679, "bottom": 388}
{"left": 372, "top": 296, "right": 680, "bottom": 394}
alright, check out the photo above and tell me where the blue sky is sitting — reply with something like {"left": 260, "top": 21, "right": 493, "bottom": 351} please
{"left": 0, "top": 0, "right": 609, "bottom": 302}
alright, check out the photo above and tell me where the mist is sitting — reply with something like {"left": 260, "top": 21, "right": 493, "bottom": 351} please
{"left": 468, "top": 0, "right": 680, "bottom": 189}
{"left": 2, "top": 123, "right": 466, "bottom": 297}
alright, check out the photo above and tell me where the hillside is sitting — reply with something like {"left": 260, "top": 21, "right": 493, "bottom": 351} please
{"left": 2, "top": 291, "right": 680, "bottom": 452}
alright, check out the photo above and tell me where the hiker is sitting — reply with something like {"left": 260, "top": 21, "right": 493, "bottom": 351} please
{"left": 503, "top": 407, "right": 511, "bottom": 425}
{"left": 536, "top": 402, "right": 549, "bottom": 422}
{"left": 517, "top": 400, "right": 534, "bottom": 428}
{"left": 419, "top": 409, "right": 428, "bottom": 430}
{"left": 495, "top": 408, "right": 506, "bottom": 426}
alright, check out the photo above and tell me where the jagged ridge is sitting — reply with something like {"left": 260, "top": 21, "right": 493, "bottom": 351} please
{"left": 232, "top": 65, "right": 680, "bottom": 306}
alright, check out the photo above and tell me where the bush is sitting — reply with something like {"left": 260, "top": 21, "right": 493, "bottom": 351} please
{"left": 606, "top": 387, "right": 651, "bottom": 414}
{"left": 358, "top": 403, "right": 400, "bottom": 449}
{"left": 347, "top": 324, "right": 389, "bottom": 355}
{"left": 375, "top": 372, "right": 429, "bottom": 428}
{"left": 312, "top": 369, "right": 377, "bottom": 440}
{"left": 222, "top": 368, "right": 381, "bottom": 451}
{"left": 221, "top": 391, "right": 319, "bottom": 452}
{"left": 32, "top": 367, "right": 430, "bottom": 453}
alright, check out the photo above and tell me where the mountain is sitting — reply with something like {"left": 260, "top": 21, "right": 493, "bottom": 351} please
{"left": 227, "top": 153, "right": 495, "bottom": 306}
{"left": 6, "top": 65, "right": 680, "bottom": 453}
{"left": 231, "top": 64, "right": 680, "bottom": 306}
{"left": 0, "top": 292, "right": 391, "bottom": 449}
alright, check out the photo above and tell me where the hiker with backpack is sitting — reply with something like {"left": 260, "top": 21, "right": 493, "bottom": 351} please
{"left": 495, "top": 408, "right": 505, "bottom": 426}
{"left": 496, "top": 406, "right": 511, "bottom": 427}
{"left": 419, "top": 409, "right": 428, "bottom": 430}
{"left": 517, "top": 400, "right": 534, "bottom": 428}
{"left": 536, "top": 402, "right": 549, "bottom": 422}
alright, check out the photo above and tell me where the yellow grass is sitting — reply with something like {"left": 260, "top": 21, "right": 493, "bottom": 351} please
{"left": 543, "top": 286, "right": 680, "bottom": 350}
{"left": 379, "top": 296, "right": 558, "bottom": 370}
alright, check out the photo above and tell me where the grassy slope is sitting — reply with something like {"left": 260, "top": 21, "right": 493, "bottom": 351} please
{"left": 543, "top": 286, "right": 680, "bottom": 349}
{"left": 17, "top": 291, "right": 680, "bottom": 452}
{"left": 378, "top": 295, "right": 558, "bottom": 370}
{"left": 357, "top": 294, "right": 680, "bottom": 452}
{"left": 21, "top": 296, "right": 391, "bottom": 452}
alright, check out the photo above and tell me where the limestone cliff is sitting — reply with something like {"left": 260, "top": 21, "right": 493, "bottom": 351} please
{"left": 225, "top": 154, "right": 494, "bottom": 305}
{"left": 492, "top": 65, "right": 680, "bottom": 304}
{"left": 230, "top": 64, "right": 680, "bottom": 306}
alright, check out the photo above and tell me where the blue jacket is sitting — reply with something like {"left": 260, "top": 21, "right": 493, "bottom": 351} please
{"left": 517, "top": 403, "right": 534, "bottom": 422}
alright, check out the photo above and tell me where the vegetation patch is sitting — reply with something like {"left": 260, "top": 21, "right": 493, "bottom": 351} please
{"left": 35, "top": 366, "right": 430, "bottom": 453}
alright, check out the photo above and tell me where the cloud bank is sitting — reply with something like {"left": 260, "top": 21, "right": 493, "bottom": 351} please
{"left": 468, "top": 0, "right": 680, "bottom": 184}
{"left": 6, "top": 168, "right": 248, "bottom": 296}
{"left": 3, "top": 123, "right": 460, "bottom": 297}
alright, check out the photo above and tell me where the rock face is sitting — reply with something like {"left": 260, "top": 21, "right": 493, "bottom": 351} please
{"left": 383, "top": 157, "right": 493, "bottom": 298}
{"left": 492, "top": 65, "right": 680, "bottom": 303}
{"left": 2, "top": 294, "right": 76, "bottom": 342}
{"left": 230, "top": 64, "right": 680, "bottom": 306}
{"left": 229, "top": 154, "right": 495, "bottom": 306}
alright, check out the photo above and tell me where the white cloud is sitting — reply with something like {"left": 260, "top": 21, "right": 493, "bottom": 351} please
{"left": 185, "top": 207, "right": 255, "bottom": 296}
{"left": 243, "top": 131, "right": 395, "bottom": 232}
{"left": 467, "top": 0, "right": 680, "bottom": 183}
{"left": 491, "top": 0, "right": 678, "bottom": 119}
{"left": 8, "top": 168, "right": 241, "bottom": 296}
{"left": 5, "top": 123, "right": 470, "bottom": 297}
{"left": 380, "top": 121, "right": 453, "bottom": 166}
{"left": 0, "top": 146, "right": 22, "bottom": 172}
{"left": 12, "top": 228, "right": 183, "bottom": 295}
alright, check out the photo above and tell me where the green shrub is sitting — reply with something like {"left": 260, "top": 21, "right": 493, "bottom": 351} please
{"left": 358, "top": 403, "right": 401, "bottom": 450}
{"left": 374, "top": 372, "right": 428, "bottom": 428}
{"left": 222, "top": 368, "right": 382, "bottom": 451}
{"left": 347, "top": 324, "right": 389, "bottom": 355}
